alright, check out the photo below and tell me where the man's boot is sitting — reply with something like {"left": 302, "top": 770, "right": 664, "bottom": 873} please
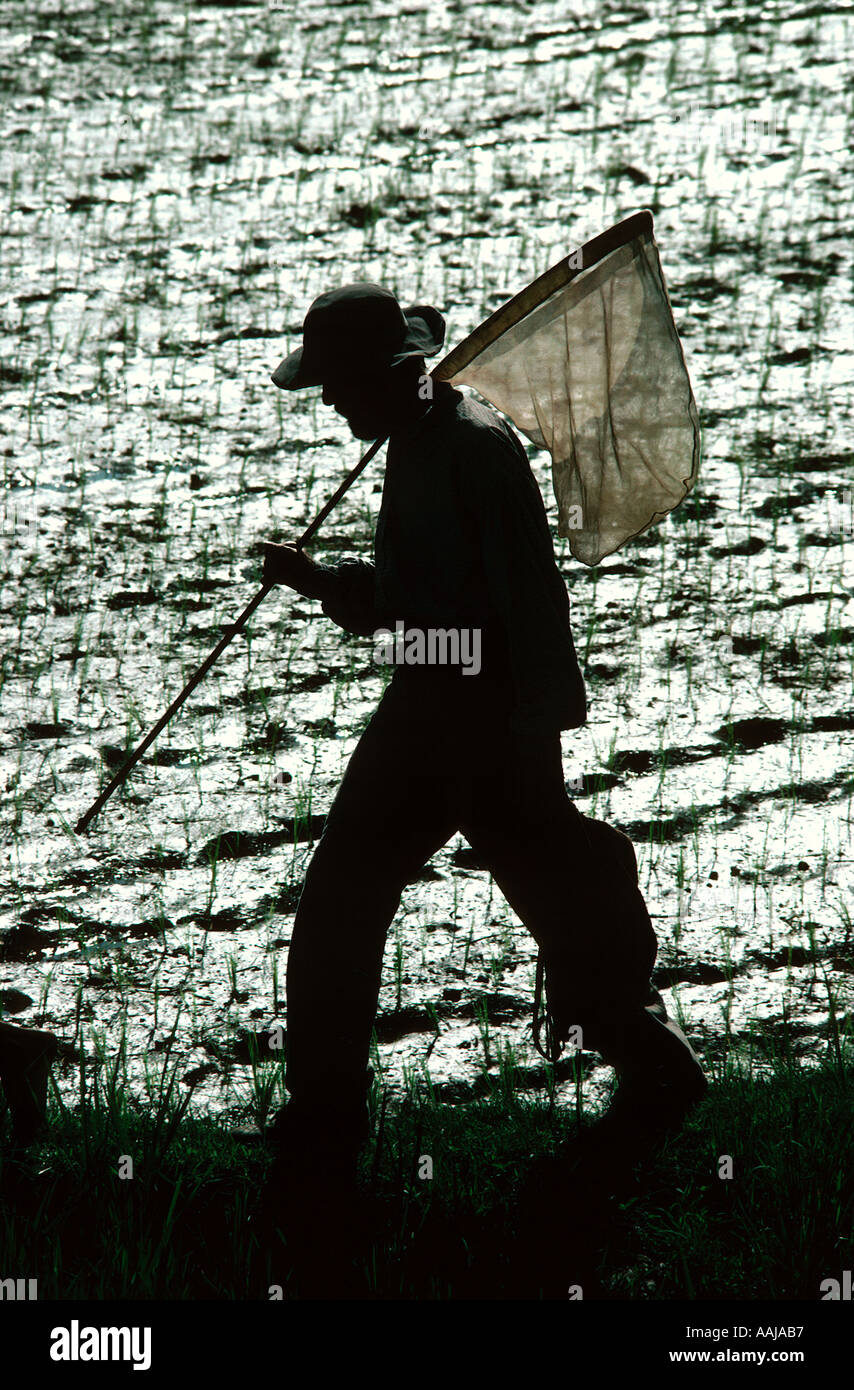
{"left": 266, "top": 1094, "right": 371, "bottom": 1180}
{"left": 255, "top": 1093, "right": 373, "bottom": 1296}
{"left": 259, "top": 1092, "right": 372, "bottom": 1220}
{"left": 589, "top": 992, "right": 708, "bottom": 1146}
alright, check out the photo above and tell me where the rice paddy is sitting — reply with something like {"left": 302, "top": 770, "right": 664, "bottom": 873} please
{"left": 1, "top": 0, "right": 853, "bottom": 1302}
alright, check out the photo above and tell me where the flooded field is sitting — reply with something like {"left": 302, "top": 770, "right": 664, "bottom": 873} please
{"left": 1, "top": 0, "right": 853, "bottom": 1128}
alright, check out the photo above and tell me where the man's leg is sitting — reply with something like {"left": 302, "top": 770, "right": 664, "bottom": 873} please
{"left": 279, "top": 674, "right": 458, "bottom": 1168}
{"left": 459, "top": 730, "right": 651, "bottom": 1049}
{"left": 459, "top": 728, "right": 705, "bottom": 1121}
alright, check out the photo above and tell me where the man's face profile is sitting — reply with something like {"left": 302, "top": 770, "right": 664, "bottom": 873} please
{"left": 321, "top": 357, "right": 427, "bottom": 441}
{"left": 321, "top": 365, "right": 388, "bottom": 441}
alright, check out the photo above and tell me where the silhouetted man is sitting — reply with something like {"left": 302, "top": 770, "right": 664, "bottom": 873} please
{"left": 261, "top": 283, "right": 706, "bottom": 1188}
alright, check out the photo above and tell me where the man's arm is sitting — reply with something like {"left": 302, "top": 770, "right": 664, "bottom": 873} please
{"left": 262, "top": 543, "right": 380, "bottom": 637}
{"left": 317, "top": 557, "right": 380, "bottom": 636}
{"left": 456, "top": 423, "right": 587, "bottom": 735}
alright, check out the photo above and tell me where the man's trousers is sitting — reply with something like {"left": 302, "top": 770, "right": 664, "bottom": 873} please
{"left": 284, "top": 664, "right": 659, "bottom": 1119}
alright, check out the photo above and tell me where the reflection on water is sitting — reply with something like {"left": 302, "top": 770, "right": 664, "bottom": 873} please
{"left": 1, "top": 0, "right": 852, "bottom": 1118}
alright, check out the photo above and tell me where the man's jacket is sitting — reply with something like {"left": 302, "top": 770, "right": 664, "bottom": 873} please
{"left": 316, "top": 382, "right": 587, "bottom": 736}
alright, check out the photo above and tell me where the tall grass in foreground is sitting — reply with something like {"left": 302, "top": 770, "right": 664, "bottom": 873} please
{"left": 1, "top": 1029, "right": 851, "bottom": 1300}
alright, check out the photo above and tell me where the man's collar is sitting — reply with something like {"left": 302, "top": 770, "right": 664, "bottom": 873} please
{"left": 389, "top": 381, "right": 462, "bottom": 444}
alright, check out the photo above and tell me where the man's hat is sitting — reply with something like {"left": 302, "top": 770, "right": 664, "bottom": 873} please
{"left": 271, "top": 282, "right": 445, "bottom": 390}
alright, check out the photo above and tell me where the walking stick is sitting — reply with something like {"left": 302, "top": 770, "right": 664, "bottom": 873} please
{"left": 74, "top": 433, "right": 389, "bottom": 833}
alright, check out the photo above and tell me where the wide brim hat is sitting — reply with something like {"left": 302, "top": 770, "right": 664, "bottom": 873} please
{"left": 271, "top": 282, "right": 445, "bottom": 389}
